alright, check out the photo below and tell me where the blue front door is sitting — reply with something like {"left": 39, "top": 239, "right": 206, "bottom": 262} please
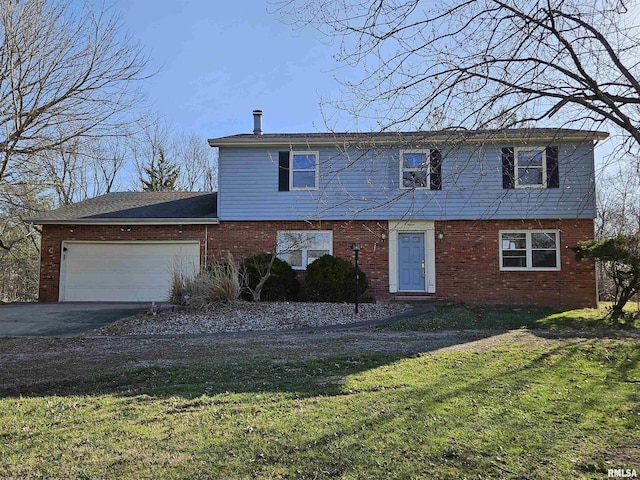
{"left": 398, "top": 233, "right": 425, "bottom": 291}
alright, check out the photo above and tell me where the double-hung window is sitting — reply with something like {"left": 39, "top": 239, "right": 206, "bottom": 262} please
{"left": 401, "top": 150, "right": 429, "bottom": 188}
{"left": 400, "top": 149, "right": 442, "bottom": 190}
{"left": 290, "top": 152, "right": 319, "bottom": 190}
{"left": 500, "top": 230, "right": 560, "bottom": 270}
{"left": 276, "top": 230, "right": 332, "bottom": 270}
{"left": 502, "top": 146, "right": 559, "bottom": 189}
{"left": 515, "top": 148, "right": 546, "bottom": 187}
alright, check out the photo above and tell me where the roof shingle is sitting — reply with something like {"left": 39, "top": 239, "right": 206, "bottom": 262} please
{"left": 208, "top": 128, "right": 608, "bottom": 147}
{"left": 29, "top": 192, "right": 218, "bottom": 224}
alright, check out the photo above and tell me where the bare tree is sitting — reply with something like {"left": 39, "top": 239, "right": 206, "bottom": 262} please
{"left": 86, "top": 137, "right": 129, "bottom": 196}
{"left": 36, "top": 134, "right": 131, "bottom": 206}
{"left": 173, "top": 132, "right": 218, "bottom": 192}
{"left": 276, "top": 0, "right": 640, "bottom": 154}
{"left": 0, "top": 181, "right": 49, "bottom": 301}
{"left": 597, "top": 162, "right": 640, "bottom": 239}
{"left": 0, "top": 0, "right": 149, "bottom": 184}
{"left": 0, "top": 0, "right": 149, "bottom": 300}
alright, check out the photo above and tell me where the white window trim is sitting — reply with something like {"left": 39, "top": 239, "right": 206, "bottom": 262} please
{"left": 290, "top": 151, "right": 319, "bottom": 191}
{"left": 276, "top": 230, "right": 333, "bottom": 271}
{"left": 399, "top": 149, "right": 431, "bottom": 190}
{"left": 499, "top": 229, "right": 561, "bottom": 271}
{"left": 514, "top": 147, "right": 547, "bottom": 189}
{"left": 388, "top": 221, "right": 436, "bottom": 293}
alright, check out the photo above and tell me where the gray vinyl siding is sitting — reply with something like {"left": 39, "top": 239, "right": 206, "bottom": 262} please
{"left": 217, "top": 142, "right": 596, "bottom": 221}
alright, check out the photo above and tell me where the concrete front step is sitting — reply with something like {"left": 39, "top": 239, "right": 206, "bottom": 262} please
{"left": 392, "top": 295, "right": 450, "bottom": 305}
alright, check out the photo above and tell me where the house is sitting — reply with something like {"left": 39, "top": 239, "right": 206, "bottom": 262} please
{"left": 31, "top": 111, "right": 607, "bottom": 307}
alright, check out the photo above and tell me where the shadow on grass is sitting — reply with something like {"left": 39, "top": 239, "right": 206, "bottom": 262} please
{"left": 1, "top": 331, "right": 638, "bottom": 479}
{"left": 377, "top": 304, "right": 640, "bottom": 332}
{"left": 271, "top": 338, "right": 640, "bottom": 479}
{"left": 0, "top": 325, "right": 498, "bottom": 399}
{"left": 0, "top": 352, "right": 412, "bottom": 399}
{"left": 2, "top": 303, "right": 638, "bottom": 400}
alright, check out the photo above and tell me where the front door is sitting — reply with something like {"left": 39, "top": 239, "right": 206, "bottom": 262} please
{"left": 398, "top": 233, "right": 425, "bottom": 291}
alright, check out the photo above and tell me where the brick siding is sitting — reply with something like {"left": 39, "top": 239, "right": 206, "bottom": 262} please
{"left": 432, "top": 218, "right": 596, "bottom": 308}
{"left": 38, "top": 218, "right": 595, "bottom": 308}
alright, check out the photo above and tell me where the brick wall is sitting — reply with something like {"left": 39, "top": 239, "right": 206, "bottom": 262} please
{"left": 432, "top": 218, "right": 596, "bottom": 308}
{"left": 38, "top": 224, "right": 208, "bottom": 302}
{"left": 38, "top": 220, "right": 390, "bottom": 302}
{"left": 205, "top": 220, "right": 390, "bottom": 299}
{"left": 39, "top": 218, "right": 595, "bottom": 308}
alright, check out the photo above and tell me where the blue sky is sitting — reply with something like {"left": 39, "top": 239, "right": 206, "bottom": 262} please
{"left": 111, "top": 1, "right": 617, "bottom": 168}
{"left": 113, "top": 0, "right": 353, "bottom": 139}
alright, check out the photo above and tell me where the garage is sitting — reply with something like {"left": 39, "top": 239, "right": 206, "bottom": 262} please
{"left": 59, "top": 241, "right": 200, "bottom": 302}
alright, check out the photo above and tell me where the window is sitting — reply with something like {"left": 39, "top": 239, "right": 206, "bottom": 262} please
{"left": 290, "top": 152, "right": 318, "bottom": 190}
{"left": 515, "top": 148, "right": 546, "bottom": 187}
{"left": 502, "top": 146, "right": 559, "bottom": 189}
{"left": 400, "top": 149, "right": 442, "bottom": 190}
{"left": 500, "top": 230, "right": 560, "bottom": 270}
{"left": 277, "top": 231, "right": 332, "bottom": 270}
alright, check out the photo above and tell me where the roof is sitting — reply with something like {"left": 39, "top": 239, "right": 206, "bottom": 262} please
{"left": 29, "top": 192, "right": 218, "bottom": 225}
{"left": 208, "top": 128, "right": 608, "bottom": 147}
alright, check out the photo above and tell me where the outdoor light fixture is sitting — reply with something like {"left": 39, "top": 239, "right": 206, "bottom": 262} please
{"left": 69, "top": 225, "right": 75, "bottom": 233}
{"left": 121, "top": 226, "right": 131, "bottom": 232}
{"left": 437, "top": 231, "right": 445, "bottom": 240}
{"left": 350, "top": 243, "right": 361, "bottom": 314}
{"left": 380, "top": 232, "right": 387, "bottom": 241}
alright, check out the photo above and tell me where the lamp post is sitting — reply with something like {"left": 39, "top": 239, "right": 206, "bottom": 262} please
{"left": 350, "top": 243, "right": 361, "bottom": 314}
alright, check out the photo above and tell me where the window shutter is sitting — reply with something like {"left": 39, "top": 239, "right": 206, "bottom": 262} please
{"left": 546, "top": 146, "right": 559, "bottom": 188}
{"left": 502, "top": 147, "right": 515, "bottom": 189}
{"left": 278, "top": 151, "right": 290, "bottom": 192}
{"left": 429, "top": 148, "right": 442, "bottom": 190}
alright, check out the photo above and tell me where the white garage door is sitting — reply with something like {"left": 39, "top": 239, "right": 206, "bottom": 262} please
{"left": 59, "top": 242, "right": 200, "bottom": 302}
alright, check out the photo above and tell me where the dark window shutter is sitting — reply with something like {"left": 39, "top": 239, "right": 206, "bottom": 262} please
{"left": 546, "top": 146, "right": 559, "bottom": 188}
{"left": 278, "top": 151, "right": 290, "bottom": 192}
{"left": 429, "top": 148, "right": 442, "bottom": 190}
{"left": 502, "top": 147, "right": 515, "bottom": 189}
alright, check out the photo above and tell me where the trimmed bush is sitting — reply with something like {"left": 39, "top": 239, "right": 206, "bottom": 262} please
{"left": 241, "top": 253, "right": 299, "bottom": 301}
{"left": 305, "top": 254, "right": 369, "bottom": 302}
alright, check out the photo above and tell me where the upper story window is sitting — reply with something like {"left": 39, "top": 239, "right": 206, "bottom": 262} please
{"left": 400, "top": 149, "right": 442, "bottom": 190}
{"left": 291, "top": 152, "right": 319, "bottom": 190}
{"left": 502, "top": 146, "right": 559, "bottom": 189}
{"left": 276, "top": 230, "right": 332, "bottom": 270}
{"left": 499, "top": 230, "right": 560, "bottom": 271}
{"left": 278, "top": 151, "right": 319, "bottom": 191}
{"left": 515, "top": 148, "right": 546, "bottom": 187}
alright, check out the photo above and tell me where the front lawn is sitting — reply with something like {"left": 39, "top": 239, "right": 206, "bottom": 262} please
{"left": 378, "top": 303, "right": 640, "bottom": 332}
{"left": 0, "top": 311, "right": 638, "bottom": 478}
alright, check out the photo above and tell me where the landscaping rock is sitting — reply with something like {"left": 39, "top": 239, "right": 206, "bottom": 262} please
{"left": 89, "top": 301, "right": 407, "bottom": 336}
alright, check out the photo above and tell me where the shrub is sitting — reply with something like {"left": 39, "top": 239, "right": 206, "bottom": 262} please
{"left": 169, "top": 252, "right": 241, "bottom": 310}
{"left": 305, "top": 254, "right": 369, "bottom": 302}
{"left": 241, "top": 253, "right": 299, "bottom": 301}
{"left": 574, "top": 234, "right": 640, "bottom": 319}
{"left": 202, "top": 257, "right": 241, "bottom": 302}
{"left": 169, "top": 269, "right": 190, "bottom": 305}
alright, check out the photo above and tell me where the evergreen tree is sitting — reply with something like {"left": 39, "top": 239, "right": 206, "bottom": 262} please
{"left": 140, "top": 147, "right": 180, "bottom": 192}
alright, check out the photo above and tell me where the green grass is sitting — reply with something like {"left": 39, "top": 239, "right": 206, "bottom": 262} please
{"left": 378, "top": 303, "right": 640, "bottom": 332}
{"left": 1, "top": 336, "right": 639, "bottom": 478}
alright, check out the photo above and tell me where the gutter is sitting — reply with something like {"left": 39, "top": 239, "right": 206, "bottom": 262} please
{"left": 29, "top": 218, "right": 220, "bottom": 226}
{"left": 208, "top": 132, "right": 609, "bottom": 148}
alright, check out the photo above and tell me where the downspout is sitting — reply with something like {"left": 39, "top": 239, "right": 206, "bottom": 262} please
{"left": 205, "top": 225, "right": 208, "bottom": 267}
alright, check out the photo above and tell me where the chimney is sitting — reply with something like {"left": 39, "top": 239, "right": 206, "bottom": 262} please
{"left": 252, "top": 109, "right": 263, "bottom": 135}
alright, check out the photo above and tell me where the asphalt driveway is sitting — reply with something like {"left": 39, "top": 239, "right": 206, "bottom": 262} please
{"left": 0, "top": 303, "right": 147, "bottom": 337}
